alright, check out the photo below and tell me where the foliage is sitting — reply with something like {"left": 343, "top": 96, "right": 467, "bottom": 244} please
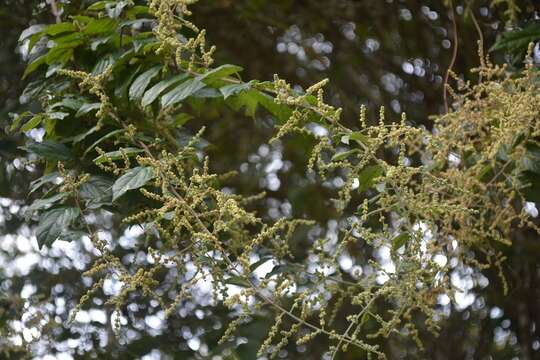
{"left": 3, "top": 0, "right": 540, "bottom": 358}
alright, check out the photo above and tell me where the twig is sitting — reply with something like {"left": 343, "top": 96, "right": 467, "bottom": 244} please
{"left": 443, "top": 0, "right": 459, "bottom": 114}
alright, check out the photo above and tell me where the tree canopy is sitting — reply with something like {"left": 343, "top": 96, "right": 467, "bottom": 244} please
{"left": 1, "top": 0, "right": 540, "bottom": 359}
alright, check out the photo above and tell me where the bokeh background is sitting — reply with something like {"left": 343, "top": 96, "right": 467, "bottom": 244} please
{"left": 1, "top": 0, "right": 540, "bottom": 359}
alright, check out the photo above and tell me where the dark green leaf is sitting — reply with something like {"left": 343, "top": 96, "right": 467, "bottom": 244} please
{"left": 112, "top": 166, "right": 155, "bottom": 201}
{"left": 358, "top": 165, "right": 384, "bottom": 193}
{"left": 43, "top": 23, "right": 76, "bottom": 36}
{"left": 76, "top": 103, "right": 101, "bottom": 117}
{"left": 28, "top": 193, "right": 67, "bottom": 213}
{"left": 84, "top": 18, "right": 117, "bottom": 36}
{"left": 129, "top": 66, "right": 161, "bottom": 101}
{"left": 161, "top": 78, "right": 205, "bottom": 107}
{"left": 23, "top": 141, "right": 74, "bottom": 162}
{"left": 220, "top": 82, "right": 251, "bottom": 99}
{"left": 29, "top": 172, "right": 60, "bottom": 194}
{"left": 391, "top": 232, "right": 409, "bottom": 253}
{"left": 36, "top": 207, "right": 80, "bottom": 248}
{"left": 332, "top": 149, "right": 359, "bottom": 162}
{"left": 491, "top": 23, "right": 540, "bottom": 53}
{"left": 225, "top": 276, "right": 250, "bottom": 287}
{"left": 141, "top": 74, "right": 188, "bottom": 107}
{"left": 198, "top": 64, "right": 243, "bottom": 84}
{"left": 80, "top": 176, "right": 113, "bottom": 209}
{"left": 93, "top": 147, "right": 143, "bottom": 164}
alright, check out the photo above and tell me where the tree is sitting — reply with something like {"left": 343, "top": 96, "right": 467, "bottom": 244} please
{"left": 1, "top": 0, "right": 540, "bottom": 359}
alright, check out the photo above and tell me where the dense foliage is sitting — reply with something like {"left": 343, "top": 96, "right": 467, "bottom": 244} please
{"left": 2, "top": 0, "right": 540, "bottom": 359}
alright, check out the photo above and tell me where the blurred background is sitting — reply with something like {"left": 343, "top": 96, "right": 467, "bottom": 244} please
{"left": 2, "top": 0, "right": 540, "bottom": 359}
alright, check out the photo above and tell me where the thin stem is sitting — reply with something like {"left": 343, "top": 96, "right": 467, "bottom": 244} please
{"left": 443, "top": 0, "right": 459, "bottom": 114}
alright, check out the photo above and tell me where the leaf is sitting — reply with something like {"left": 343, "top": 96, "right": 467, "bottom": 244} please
{"left": 28, "top": 193, "right": 67, "bottom": 213}
{"left": 161, "top": 78, "right": 205, "bottom": 107}
{"left": 491, "top": 23, "right": 540, "bottom": 53}
{"left": 358, "top": 165, "right": 384, "bottom": 193}
{"left": 332, "top": 149, "right": 359, "bottom": 162}
{"left": 254, "top": 90, "right": 292, "bottom": 122}
{"left": 391, "top": 232, "right": 410, "bottom": 253}
{"left": 174, "top": 113, "right": 194, "bottom": 127}
{"left": 47, "top": 111, "right": 70, "bottom": 120}
{"left": 93, "top": 147, "right": 143, "bottom": 164}
{"left": 49, "top": 98, "right": 84, "bottom": 111}
{"left": 192, "top": 88, "right": 221, "bottom": 98}
{"left": 58, "top": 230, "right": 87, "bottom": 242}
{"left": 225, "top": 276, "right": 250, "bottom": 287}
{"left": 83, "top": 129, "right": 125, "bottom": 157}
{"left": 220, "top": 82, "right": 251, "bottom": 99}
{"left": 129, "top": 66, "right": 161, "bottom": 101}
{"left": 523, "top": 143, "right": 540, "bottom": 174}
{"left": 21, "top": 115, "right": 43, "bottom": 132}
{"left": 29, "top": 172, "right": 60, "bottom": 194}
{"left": 18, "top": 25, "right": 46, "bottom": 42}
{"left": 23, "top": 141, "right": 74, "bottom": 162}
{"left": 522, "top": 171, "right": 540, "bottom": 203}
{"left": 80, "top": 176, "right": 113, "bottom": 209}
{"left": 141, "top": 74, "right": 188, "bottom": 107}
{"left": 19, "top": 80, "right": 46, "bottom": 104}
{"left": 42, "top": 23, "right": 76, "bottom": 36}
{"left": 198, "top": 64, "right": 243, "bottom": 84}
{"left": 36, "top": 207, "right": 80, "bottom": 248}
{"left": 112, "top": 166, "right": 155, "bottom": 201}
{"left": 84, "top": 18, "right": 117, "bottom": 36}
{"left": 23, "top": 55, "right": 47, "bottom": 79}
{"left": 9, "top": 111, "right": 32, "bottom": 132}
{"left": 76, "top": 103, "right": 101, "bottom": 117}
{"left": 226, "top": 89, "right": 259, "bottom": 117}
{"left": 349, "top": 131, "right": 370, "bottom": 145}
{"left": 92, "top": 54, "right": 115, "bottom": 75}
{"left": 249, "top": 256, "right": 273, "bottom": 272}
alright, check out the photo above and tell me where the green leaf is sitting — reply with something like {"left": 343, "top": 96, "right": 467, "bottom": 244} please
{"left": 42, "top": 23, "right": 76, "bottom": 36}
{"left": 491, "top": 23, "right": 540, "bottom": 53}
{"left": 523, "top": 144, "right": 540, "bottom": 174}
{"left": 36, "top": 207, "right": 80, "bottom": 248}
{"left": 47, "top": 111, "right": 69, "bottom": 120}
{"left": 358, "top": 165, "right": 384, "bottom": 193}
{"left": 76, "top": 103, "right": 101, "bottom": 117}
{"left": 129, "top": 66, "right": 161, "bottom": 101}
{"left": 23, "top": 141, "right": 74, "bottom": 162}
{"left": 141, "top": 74, "right": 188, "bottom": 107}
{"left": 391, "top": 232, "right": 409, "bottom": 253}
{"left": 28, "top": 193, "right": 67, "bottom": 213}
{"left": 225, "top": 276, "right": 250, "bottom": 287}
{"left": 332, "top": 149, "right": 359, "bottom": 162}
{"left": 522, "top": 171, "right": 540, "bottom": 203}
{"left": 92, "top": 54, "right": 115, "bottom": 75}
{"left": 83, "top": 129, "right": 125, "bottom": 157}
{"left": 161, "top": 78, "right": 205, "bottom": 107}
{"left": 29, "top": 172, "right": 60, "bottom": 194}
{"left": 112, "top": 166, "right": 155, "bottom": 201}
{"left": 348, "top": 131, "right": 370, "bottom": 145}
{"left": 23, "top": 55, "right": 47, "bottom": 79}
{"left": 254, "top": 90, "right": 292, "bottom": 122}
{"left": 93, "top": 147, "right": 143, "bottom": 164}
{"left": 80, "top": 176, "right": 113, "bottom": 209}
{"left": 49, "top": 98, "right": 84, "bottom": 111}
{"left": 198, "top": 64, "right": 243, "bottom": 84}
{"left": 87, "top": 1, "right": 111, "bottom": 11}
{"left": 220, "top": 82, "right": 252, "bottom": 99}
{"left": 226, "top": 89, "right": 259, "bottom": 117}
{"left": 21, "top": 115, "right": 43, "bottom": 132}
{"left": 9, "top": 111, "right": 32, "bottom": 132}
{"left": 84, "top": 18, "right": 117, "bottom": 36}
